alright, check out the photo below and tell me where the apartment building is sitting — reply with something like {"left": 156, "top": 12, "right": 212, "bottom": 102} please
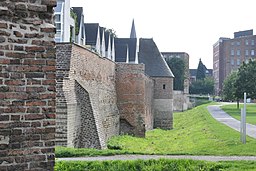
{"left": 213, "top": 29, "right": 256, "bottom": 95}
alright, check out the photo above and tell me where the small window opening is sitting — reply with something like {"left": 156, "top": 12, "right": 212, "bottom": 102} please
{"left": 163, "top": 84, "right": 166, "bottom": 89}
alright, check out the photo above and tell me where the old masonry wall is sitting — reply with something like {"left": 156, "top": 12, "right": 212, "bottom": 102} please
{"left": 0, "top": 0, "right": 56, "bottom": 170}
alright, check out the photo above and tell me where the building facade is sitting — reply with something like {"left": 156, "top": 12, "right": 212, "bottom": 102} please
{"left": 55, "top": 0, "right": 75, "bottom": 42}
{"left": 213, "top": 30, "right": 256, "bottom": 95}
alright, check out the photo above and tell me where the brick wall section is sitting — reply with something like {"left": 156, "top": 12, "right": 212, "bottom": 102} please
{"left": 56, "top": 43, "right": 72, "bottom": 146}
{"left": 0, "top": 0, "right": 56, "bottom": 170}
{"left": 73, "top": 81, "right": 100, "bottom": 148}
{"left": 56, "top": 43, "right": 119, "bottom": 149}
{"left": 152, "top": 77, "right": 173, "bottom": 129}
{"left": 116, "top": 63, "right": 154, "bottom": 136}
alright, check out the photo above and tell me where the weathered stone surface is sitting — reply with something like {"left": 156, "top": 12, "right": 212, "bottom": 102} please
{"left": 116, "top": 63, "right": 154, "bottom": 136}
{"left": 56, "top": 44, "right": 119, "bottom": 149}
{"left": 56, "top": 42, "right": 174, "bottom": 148}
{"left": 0, "top": 0, "right": 56, "bottom": 170}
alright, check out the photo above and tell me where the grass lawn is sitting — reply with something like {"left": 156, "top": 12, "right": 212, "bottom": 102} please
{"left": 56, "top": 102, "right": 256, "bottom": 157}
{"left": 221, "top": 103, "right": 256, "bottom": 125}
{"left": 55, "top": 159, "right": 256, "bottom": 171}
{"left": 106, "top": 103, "right": 256, "bottom": 156}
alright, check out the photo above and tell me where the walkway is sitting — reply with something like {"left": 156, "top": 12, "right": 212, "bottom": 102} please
{"left": 57, "top": 155, "right": 256, "bottom": 162}
{"left": 207, "top": 105, "right": 256, "bottom": 139}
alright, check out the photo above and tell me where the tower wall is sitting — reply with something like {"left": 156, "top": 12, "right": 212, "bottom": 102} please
{"left": 0, "top": 1, "right": 56, "bottom": 170}
{"left": 152, "top": 77, "right": 173, "bottom": 129}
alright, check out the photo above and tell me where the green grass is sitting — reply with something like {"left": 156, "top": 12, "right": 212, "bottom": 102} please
{"left": 55, "top": 146, "right": 129, "bottom": 158}
{"left": 221, "top": 103, "right": 256, "bottom": 125}
{"left": 55, "top": 159, "right": 256, "bottom": 171}
{"left": 56, "top": 103, "right": 256, "bottom": 157}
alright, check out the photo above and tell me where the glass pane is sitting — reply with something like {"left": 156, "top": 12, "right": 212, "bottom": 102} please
{"left": 55, "top": 2, "right": 63, "bottom": 12}
{"left": 55, "top": 14, "right": 61, "bottom": 22}
{"left": 55, "top": 23, "right": 61, "bottom": 31}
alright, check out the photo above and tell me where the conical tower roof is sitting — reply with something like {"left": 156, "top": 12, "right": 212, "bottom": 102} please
{"left": 130, "top": 19, "right": 137, "bottom": 38}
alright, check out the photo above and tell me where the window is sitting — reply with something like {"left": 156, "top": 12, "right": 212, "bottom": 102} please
{"left": 55, "top": 14, "right": 61, "bottom": 22}
{"left": 236, "top": 41, "right": 240, "bottom": 46}
{"left": 55, "top": 23, "right": 61, "bottom": 31}
{"left": 245, "top": 40, "right": 249, "bottom": 45}
{"left": 251, "top": 50, "right": 255, "bottom": 56}
{"left": 236, "top": 49, "right": 240, "bottom": 56}
{"left": 231, "top": 59, "right": 234, "bottom": 65}
{"left": 163, "top": 84, "right": 166, "bottom": 89}
{"left": 245, "top": 50, "right": 249, "bottom": 56}
{"left": 237, "top": 59, "right": 240, "bottom": 66}
{"left": 231, "top": 42, "right": 234, "bottom": 46}
{"left": 252, "top": 40, "right": 255, "bottom": 45}
{"left": 231, "top": 49, "right": 234, "bottom": 56}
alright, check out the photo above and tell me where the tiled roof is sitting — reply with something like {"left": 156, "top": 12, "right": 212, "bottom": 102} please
{"left": 138, "top": 38, "right": 174, "bottom": 78}
{"left": 85, "top": 23, "right": 99, "bottom": 46}
{"left": 100, "top": 27, "right": 105, "bottom": 44}
{"left": 115, "top": 44, "right": 128, "bottom": 62}
{"left": 189, "top": 69, "right": 197, "bottom": 77}
{"left": 72, "top": 7, "right": 83, "bottom": 35}
{"left": 104, "top": 31, "right": 110, "bottom": 49}
{"left": 114, "top": 38, "right": 137, "bottom": 62}
{"left": 130, "top": 19, "right": 137, "bottom": 38}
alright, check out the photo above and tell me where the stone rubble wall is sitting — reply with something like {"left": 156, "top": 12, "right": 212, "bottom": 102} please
{"left": 56, "top": 43, "right": 174, "bottom": 149}
{"left": 0, "top": 0, "right": 56, "bottom": 170}
{"left": 56, "top": 43, "right": 119, "bottom": 149}
{"left": 115, "top": 63, "right": 154, "bottom": 136}
{"left": 56, "top": 43, "right": 71, "bottom": 146}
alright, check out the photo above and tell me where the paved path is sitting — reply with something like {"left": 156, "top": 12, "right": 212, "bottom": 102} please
{"left": 57, "top": 155, "right": 256, "bottom": 162}
{"left": 207, "top": 105, "right": 256, "bottom": 139}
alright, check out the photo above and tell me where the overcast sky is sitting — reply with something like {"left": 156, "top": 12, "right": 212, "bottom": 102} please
{"left": 71, "top": 0, "right": 256, "bottom": 69}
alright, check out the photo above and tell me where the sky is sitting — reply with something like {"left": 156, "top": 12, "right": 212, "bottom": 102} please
{"left": 70, "top": 0, "right": 256, "bottom": 69}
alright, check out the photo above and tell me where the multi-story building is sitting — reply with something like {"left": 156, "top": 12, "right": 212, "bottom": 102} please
{"left": 55, "top": 0, "right": 75, "bottom": 42}
{"left": 213, "top": 29, "right": 256, "bottom": 95}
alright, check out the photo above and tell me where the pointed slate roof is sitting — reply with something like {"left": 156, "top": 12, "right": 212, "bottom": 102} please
{"left": 72, "top": 7, "right": 83, "bottom": 35}
{"left": 85, "top": 23, "right": 99, "bottom": 46}
{"left": 100, "top": 27, "right": 105, "bottom": 45}
{"left": 138, "top": 38, "right": 174, "bottom": 77}
{"left": 130, "top": 19, "right": 137, "bottom": 38}
{"left": 104, "top": 31, "right": 110, "bottom": 49}
{"left": 115, "top": 43, "right": 128, "bottom": 62}
{"left": 115, "top": 38, "right": 137, "bottom": 62}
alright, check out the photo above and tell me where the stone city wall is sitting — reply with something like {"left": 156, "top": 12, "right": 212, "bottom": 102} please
{"left": 0, "top": 0, "right": 56, "bottom": 170}
{"left": 56, "top": 43, "right": 119, "bottom": 149}
{"left": 173, "top": 90, "right": 190, "bottom": 111}
{"left": 115, "top": 63, "right": 154, "bottom": 136}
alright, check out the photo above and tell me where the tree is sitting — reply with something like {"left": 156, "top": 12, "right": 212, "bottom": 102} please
{"left": 105, "top": 28, "right": 117, "bottom": 38}
{"left": 166, "top": 57, "right": 185, "bottom": 90}
{"left": 222, "top": 60, "right": 256, "bottom": 108}
{"left": 189, "top": 77, "right": 214, "bottom": 95}
{"left": 222, "top": 71, "right": 238, "bottom": 101}
{"left": 196, "top": 58, "right": 206, "bottom": 80}
{"left": 235, "top": 60, "right": 256, "bottom": 103}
